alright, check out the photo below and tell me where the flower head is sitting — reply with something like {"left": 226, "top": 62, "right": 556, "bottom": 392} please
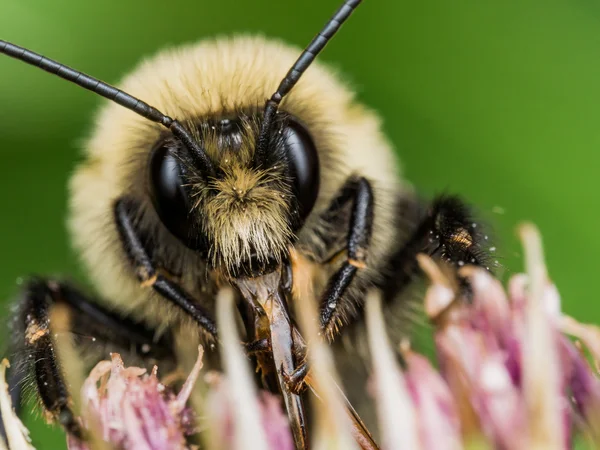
{"left": 364, "top": 224, "right": 600, "bottom": 449}
{"left": 1, "top": 224, "right": 599, "bottom": 450}
{"left": 66, "top": 347, "right": 204, "bottom": 450}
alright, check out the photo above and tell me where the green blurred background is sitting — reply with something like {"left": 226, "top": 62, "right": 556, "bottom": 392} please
{"left": 1, "top": 0, "right": 600, "bottom": 447}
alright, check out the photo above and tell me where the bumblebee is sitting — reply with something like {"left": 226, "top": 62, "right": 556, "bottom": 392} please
{"left": 1, "top": 0, "right": 490, "bottom": 448}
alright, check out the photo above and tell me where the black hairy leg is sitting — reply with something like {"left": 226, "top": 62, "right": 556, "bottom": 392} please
{"left": 284, "top": 176, "right": 374, "bottom": 393}
{"left": 377, "top": 194, "right": 490, "bottom": 305}
{"left": 114, "top": 197, "right": 218, "bottom": 340}
{"left": 318, "top": 177, "right": 374, "bottom": 336}
{"left": 3, "top": 278, "right": 175, "bottom": 441}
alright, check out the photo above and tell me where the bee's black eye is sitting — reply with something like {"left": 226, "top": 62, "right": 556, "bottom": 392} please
{"left": 282, "top": 119, "right": 320, "bottom": 221}
{"left": 149, "top": 144, "right": 204, "bottom": 251}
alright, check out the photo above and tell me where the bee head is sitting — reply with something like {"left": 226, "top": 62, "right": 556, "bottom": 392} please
{"left": 149, "top": 112, "right": 319, "bottom": 278}
{"left": 0, "top": 0, "right": 360, "bottom": 279}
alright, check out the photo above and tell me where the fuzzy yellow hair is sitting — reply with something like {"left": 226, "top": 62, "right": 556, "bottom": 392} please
{"left": 68, "top": 35, "right": 405, "bottom": 329}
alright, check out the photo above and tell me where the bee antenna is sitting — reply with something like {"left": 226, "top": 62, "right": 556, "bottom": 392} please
{"left": 0, "top": 40, "right": 215, "bottom": 179}
{"left": 255, "top": 0, "right": 362, "bottom": 164}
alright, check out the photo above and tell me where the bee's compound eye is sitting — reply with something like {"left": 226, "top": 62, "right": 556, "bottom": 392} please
{"left": 149, "top": 145, "right": 204, "bottom": 251}
{"left": 283, "top": 119, "right": 320, "bottom": 221}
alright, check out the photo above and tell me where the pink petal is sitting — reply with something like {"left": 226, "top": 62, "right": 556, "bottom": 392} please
{"left": 404, "top": 350, "right": 462, "bottom": 450}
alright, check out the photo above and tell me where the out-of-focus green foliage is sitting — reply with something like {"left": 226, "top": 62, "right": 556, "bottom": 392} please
{"left": 1, "top": 0, "right": 600, "bottom": 448}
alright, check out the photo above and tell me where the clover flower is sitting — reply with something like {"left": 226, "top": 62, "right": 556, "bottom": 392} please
{"left": 1, "top": 223, "right": 599, "bottom": 450}
{"left": 365, "top": 224, "right": 600, "bottom": 449}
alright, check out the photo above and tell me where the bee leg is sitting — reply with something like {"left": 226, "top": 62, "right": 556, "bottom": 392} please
{"left": 5, "top": 278, "right": 174, "bottom": 441}
{"left": 378, "top": 195, "right": 490, "bottom": 304}
{"left": 244, "top": 337, "right": 271, "bottom": 354}
{"left": 114, "top": 197, "right": 218, "bottom": 340}
{"left": 283, "top": 362, "right": 310, "bottom": 395}
{"left": 319, "top": 177, "right": 373, "bottom": 336}
{"left": 286, "top": 177, "right": 374, "bottom": 394}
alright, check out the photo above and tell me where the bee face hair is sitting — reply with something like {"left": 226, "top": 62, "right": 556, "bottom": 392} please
{"left": 157, "top": 113, "right": 309, "bottom": 276}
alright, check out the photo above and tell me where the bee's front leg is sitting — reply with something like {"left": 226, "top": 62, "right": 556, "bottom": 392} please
{"left": 284, "top": 176, "right": 374, "bottom": 393}
{"left": 318, "top": 177, "right": 374, "bottom": 337}
{"left": 114, "top": 196, "right": 218, "bottom": 341}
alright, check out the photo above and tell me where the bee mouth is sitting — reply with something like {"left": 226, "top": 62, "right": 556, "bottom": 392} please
{"left": 232, "top": 269, "right": 308, "bottom": 449}
{"left": 229, "top": 253, "right": 283, "bottom": 279}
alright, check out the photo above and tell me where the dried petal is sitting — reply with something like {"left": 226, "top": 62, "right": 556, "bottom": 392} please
{"left": 68, "top": 348, "right": 203, "bottom": 450}
{"left": 213, "top": 288, "right": 293, "bottom": 450}
{"left": 519, "top": 224, "right": 564, "bottom": 450}
{"left": 566, "top": 340, "right": 600, "bottom": 410}
{"left": 560, "top": 315, "right": 600, "bottom": 371}
{"left": 5, "top": 223, "right": 599, "bottom": 450}
{"left": 366, "top": 292, "right": 420, "bottom": 450}
{"left": 418, "top": 254, "right": 456, "bottom": 320}
{"left": 460, "top": 268, "right": 523, "bottom": 386}
{"left": 436, "top": 324, "right": 527, "bottom": 449}
{"left": 558, "top": 314, "right": 600, "bottom": 441}
{"left": 403, "top": 349, "right": 462, "bottom": 450}
{"left": 205, "top": 374, "right": 294, "bottom": 450}
{"left": 416, "top": 223, "right": 597, "bottom": 450}
{"left": 290, "top": 249, "right": 361, "bottom": 450}
{"left": 0, "top": 360, "right": 35, "bottom": 450}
